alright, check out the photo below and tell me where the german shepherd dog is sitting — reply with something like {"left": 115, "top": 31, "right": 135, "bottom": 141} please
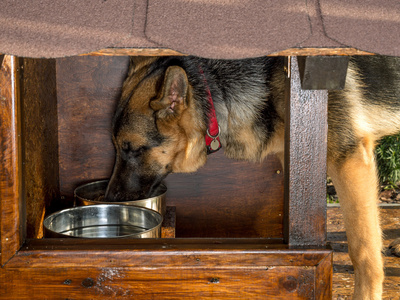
{"left": 105, "top": 55, "right": 400, "bottom": 299}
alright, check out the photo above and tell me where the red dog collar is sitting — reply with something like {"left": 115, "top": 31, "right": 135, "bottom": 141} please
{"left": 199, "top": 66, "right": 222, "bottom": 154}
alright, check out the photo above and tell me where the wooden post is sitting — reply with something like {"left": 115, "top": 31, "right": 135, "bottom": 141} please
{"left": 0, "top": 55, "right": 23, "bottom": 265}
{"left": 20, "top": 58, "right": 59, "bottom": 239}
{"left": 284, "top": 56, "right": 328, "bottom": 247}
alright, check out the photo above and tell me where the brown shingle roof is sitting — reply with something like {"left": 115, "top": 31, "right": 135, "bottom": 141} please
{"left": 0, "top": 0, "right": 398, "bottom": 58}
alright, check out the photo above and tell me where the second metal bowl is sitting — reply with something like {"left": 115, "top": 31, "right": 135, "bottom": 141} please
{"left": 43, "top": 204, "right": 163, "bottom": 238}
{"left": 74, "top": 180, "right": 166, "bottom": 215}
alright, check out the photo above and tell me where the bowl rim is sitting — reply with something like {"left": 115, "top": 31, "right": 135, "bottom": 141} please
{"left": 43, "top": 204, "right": 163, "bottom": 238}
{"left": 74, "top": 179, "right": 167, "bottom": 203}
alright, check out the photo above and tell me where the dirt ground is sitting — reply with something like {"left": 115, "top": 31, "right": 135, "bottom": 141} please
{"left": 328, "top": 206, "right": 400, "bottom": 299}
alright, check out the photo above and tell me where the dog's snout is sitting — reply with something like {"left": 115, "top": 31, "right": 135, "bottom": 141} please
{"left": 105, "top": 174, "right": 136, "bottom": 201}
{"left": 104, "top": 181, "right": 141, "bottom": 201}
{"left": 105, "top": 166, "right": 157, "bottom": 201}
{"left": 104, "top": 183, "right": 118, "bottom": 202}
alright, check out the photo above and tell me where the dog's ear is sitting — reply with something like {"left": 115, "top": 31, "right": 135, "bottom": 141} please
{"left": 150, "top": 66, "right": 188, "bottom": 119}
{"left": 129, "top": 56, "right": 156, "bottom": 72}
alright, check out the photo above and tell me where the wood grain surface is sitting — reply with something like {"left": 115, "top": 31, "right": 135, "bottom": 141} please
{"left": 83, "top": 47, "right": 374, "bottom": 57}
{"left": 20, "top": 58, "right": 60, "bottom": 238}
{"left": 284, "top": 56, "right": 328, "bottom": 247}
{"left": 2, "top": 239, "right": 332, "bottom": 299}
{"left": 165, "top": 153, "right": 284, "bottom": 238}
{"left": 0, "top": 55, "right": 23, "bottom": 265}
{"left": 56, "top": 56, "right": 129, "bottom": 202}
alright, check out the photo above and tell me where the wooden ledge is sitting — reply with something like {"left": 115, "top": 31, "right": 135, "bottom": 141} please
{"left": 10, "top": 239, "right": 330, "bottom": 268}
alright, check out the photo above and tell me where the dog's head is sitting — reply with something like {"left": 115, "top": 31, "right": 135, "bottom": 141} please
{"left": 105, "top": 57, "right": 208, "bottom": 201}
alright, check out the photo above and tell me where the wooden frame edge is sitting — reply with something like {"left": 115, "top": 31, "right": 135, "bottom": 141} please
{"left": 0, "top": 55, "right": 23, "bottom": 266}
{"left": 82, "top": 47, "right": 374, "bottom": 57}
{"left": 315, "top": 250, "right": 333, "bottom": 299}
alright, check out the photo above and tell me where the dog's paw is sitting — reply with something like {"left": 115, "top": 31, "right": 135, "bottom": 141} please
{"left": 389, "top": 238, "right": 400, "bottom": 257}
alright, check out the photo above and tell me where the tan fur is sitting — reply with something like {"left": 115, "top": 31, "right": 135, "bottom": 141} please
{"left": 174, "top": 93, "right": 208, "bottom": 172}
{"left": 117, "top": 62, "right": 208, "bottom": 174}
{"left": 324, "top": 63, "right": 400, "bottom": 299}
{"left": 121, "top": 57, "right": 158, "bottom": 102}
{"left": 152, "top": 67, "right": 208, "bottom": 173}
{"left": 226, "top": 126, "right": 265, "bottom": 162}
{"left": 264, "top": 123, "right": 285, "bottom": 162}
{"left": 328, "top": 136, "right": 384, "bottom": 300}
{"left": 347, "top": 67, "right": 400, "bottom": 139}
{"left": 321, "top": 68, "right": 388, "bottom": 299}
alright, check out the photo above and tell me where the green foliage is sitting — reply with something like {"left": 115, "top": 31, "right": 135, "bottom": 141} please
{"left": 327, "top": 133, "right": 400, "bottom": 204}
{"left": 326, "top": 194, "right": 339, "bottom": 204}
{"left": 376, "top": 133, "right": 400, "bottom": 187}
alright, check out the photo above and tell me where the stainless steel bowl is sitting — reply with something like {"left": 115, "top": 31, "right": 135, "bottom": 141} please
{"left": 74, "top": 180, "right": 166, "bottom": 215}
{"left": 43, "top": 204, "right": 163, "bottom": 238}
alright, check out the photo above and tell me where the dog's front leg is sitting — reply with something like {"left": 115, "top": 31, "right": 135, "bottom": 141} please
{"left": 328, "top": 137, "right": 384, "bottom": 300}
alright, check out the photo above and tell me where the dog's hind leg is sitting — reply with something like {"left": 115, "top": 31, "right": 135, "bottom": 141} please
{"left": 328, "top": 136, "right": 384, "bottom": 300}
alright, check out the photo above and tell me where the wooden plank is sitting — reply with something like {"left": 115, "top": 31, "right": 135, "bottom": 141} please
{"left": 2, "top": 240, "right": 332, "bottom": 299}
{"left": 165, "top": 153, "right": 284, "bottom": 238}
{"left": 0, "top": 267, "right": 315, "bottom": 300}
{"left": 20, "top": 58, "right": 60, "bottom": 239}
{"left": 272, "top": 47, "right": 373, "bottom": 57}
{"left": 83, "top": 47, "right": 374, "bottom": 57}
{"left": 0, "top": 267, "right": 316, "bottom": 299}
{"left": 9, "top": 239, "right": 329, "bottom": 267}
{"left": 0, "top": 55, "right": 23, "bottom": 265}
{"left": 56, "top": 56, "right": 129, "bottom": 205}
{"left": 84, "top": 48, "right": 184, "bottom": 57}
{"left": 17, "top": 238, "right": 286, "bottom": 252}
{"left": 284, "top": 56, "right": 328, "bottom": 247}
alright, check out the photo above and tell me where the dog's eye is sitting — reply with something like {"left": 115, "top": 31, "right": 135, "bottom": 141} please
{"left": 121, "top": 141, "right": 130, "bottom": 152}
{"left": 121, "top": 142, "right": 148, "bottom": 158}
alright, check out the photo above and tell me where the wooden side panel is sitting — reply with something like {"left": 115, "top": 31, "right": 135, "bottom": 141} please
{"left": 166, "top": 154, "right": 284, "bottom": 238}
{"left": 284, "top": 56, "right": 328, "bottom": 247}
{"left": 0, "top": 55, "right": 23, "bottom": 265}
{"left": 55, "top": 56, "right": 284, "bottom": 239}
{"left": 56, "top": 56, "right": 130, "bottom": 203}
{"left": 20, "top": 58, "right": 60, "bottom": 238}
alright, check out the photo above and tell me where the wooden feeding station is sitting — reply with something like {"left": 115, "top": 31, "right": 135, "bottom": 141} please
{"left": 1, "top": 48, "right": 365, "bottom": 299}
{"left": 0, "top": 1, "right": 398, "bottom": 299}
